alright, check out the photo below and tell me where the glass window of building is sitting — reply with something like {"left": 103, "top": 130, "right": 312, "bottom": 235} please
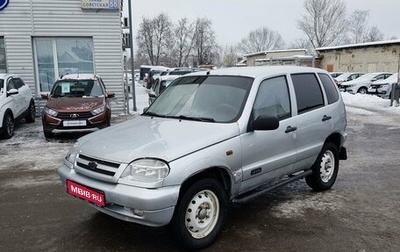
{"left": 0, "top": 37, "right": 6, "bottom": 73}
{"left": 34, "top": 38, "right": 94, "bottom": 92}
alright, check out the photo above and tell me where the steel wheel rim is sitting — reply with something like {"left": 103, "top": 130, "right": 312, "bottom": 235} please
{"left": 319, "top": 150, "right": 335, "bottom": 183}
{"left": 185, "top": 189, "right": 220, "bottom": 239}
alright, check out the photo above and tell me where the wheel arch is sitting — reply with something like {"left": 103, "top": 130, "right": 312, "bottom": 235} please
{"left": 325, "top": 132, "right": 342, "bottom": 150}
{"left": 179, "top": 167, "right": 232, "bottom": 201}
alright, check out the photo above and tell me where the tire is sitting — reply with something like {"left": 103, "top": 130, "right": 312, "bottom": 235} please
{"left": 25, "top": 101, "right": 36, "bottom": 123}
{"left": 44, "top": 130, "right": 54, "bottom": 139}
{"left": 1, "top": 113, "right": 15, "bottom": 139}
{"left": 170, "top": 178, "right": 228, "bottom": 251}
{"left": 358, "top": 87, "right": 367, "bottom": 94}
{"left": 305, "top": 142, "right": 339, "bottom": 191}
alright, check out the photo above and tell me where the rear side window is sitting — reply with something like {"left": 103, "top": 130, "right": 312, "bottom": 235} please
{"left": 291, "top": 73, "right": 324, "bottom": 114}
{"left": 318, "top": 73, "right": 339, "bottom": 104}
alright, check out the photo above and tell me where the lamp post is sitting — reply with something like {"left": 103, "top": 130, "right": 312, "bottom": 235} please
{"left": 128, "top": 0, "right": 137, "bottom": 112}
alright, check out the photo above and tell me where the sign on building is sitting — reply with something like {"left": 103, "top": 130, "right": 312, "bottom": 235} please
{"left": 81, "top": 0, "right": 120, "bottom": 10}
{"left": 0, "top": 0, "right": 10, "bottom": 11}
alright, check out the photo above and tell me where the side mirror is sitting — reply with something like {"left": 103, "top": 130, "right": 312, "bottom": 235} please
{"left": 106, "top": 92, "right": 115, "bottom": 98}
{"left": 7, "top": 89, "right": 19, "bottom": 96}
{"left": 41, "top": 93, "right": 49, "bottom": 99}
{"left": 252, "top": 115, "right": 279, "bottom": 131}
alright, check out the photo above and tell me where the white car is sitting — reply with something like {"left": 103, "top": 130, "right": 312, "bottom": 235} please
{"left": 334, "top": 72, "right": 364, "bottom": 86}
{"left": 0, "top": 74, "right": 36, "bottom": 139}
{"left": 340, "top": 72, "right": 393, "bottom": 94}
{"left": 368, "top": 73, "right": 398, "bottom": 98}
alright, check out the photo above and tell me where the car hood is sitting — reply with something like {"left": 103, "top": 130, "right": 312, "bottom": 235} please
{"left": 46, "top": 97, "right": 104, "bottom": 111}
{"left": 78, "top": 116, "right": 240, "bottom": 163}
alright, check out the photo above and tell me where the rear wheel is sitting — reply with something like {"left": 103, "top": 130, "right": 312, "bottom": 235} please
{"left": 170, "top": 178, "right": 228, "bottom": 251}
{"left": 25, "top": 101, "right": 36, "bottom": 123}
{"left": 358, "top": 87, "right": 367, "bottom": 94}
{"left": 306, "top": 142, "right": 339, "bottom": 191}
{"left": 1, "top": 113, "right": 14, "bottom": 139}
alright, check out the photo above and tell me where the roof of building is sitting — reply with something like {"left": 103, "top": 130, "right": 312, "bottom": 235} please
{"left": 244, "top": 48, "right": 307, "bottom": 57}
{"left": 316, "top": 39, "right": 400, "bottom": 51}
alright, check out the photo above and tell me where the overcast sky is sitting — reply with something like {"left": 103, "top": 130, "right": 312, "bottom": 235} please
{"left": 123, "top": 0, "right": 399, "bottom": 47}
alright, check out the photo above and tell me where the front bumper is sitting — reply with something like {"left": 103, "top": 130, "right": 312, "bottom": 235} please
{"left": 58, "top": 163, "right": 180, "bottom": 227}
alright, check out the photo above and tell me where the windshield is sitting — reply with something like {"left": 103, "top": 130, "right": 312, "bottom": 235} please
{"left": 381, "top": 73, "right": 398, "bottom": 83}
{"left": 354, "top": 73, "right": 379, "bottom": 81}
{"left": 51, "top": 79, "right": 104, "bottom": 98}
{"left": 0, "top": 79, "right": 3, "bottom": 90}
{"left": 145, "top": 75, "right": 253, "bottom": 123}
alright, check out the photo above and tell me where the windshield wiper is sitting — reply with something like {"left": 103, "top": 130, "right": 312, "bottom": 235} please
{"left": 142, "top": 111, "right": 166, "bottom": 118}
{"left": 171, "top": 115, "right": 215, "bottom": 122}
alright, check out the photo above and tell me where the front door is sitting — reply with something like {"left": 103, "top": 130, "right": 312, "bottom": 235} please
{"left": 240, "top": 75, "right": 297, "bottom": 194}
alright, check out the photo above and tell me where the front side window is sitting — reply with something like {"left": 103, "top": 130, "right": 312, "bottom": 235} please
{"left": 34, "top": 38, "right": 94, "bottom": 92}
{"left": 291, "top": 73, "right": 324, "bottom": 114}
{"left": 0, "top": 37, "right": 6, "bottom": 73}
{"left": 146, "top": 76, "right": 253, "bottom": 123}
{"left": 253, "top": 76, "right": 291, "bottom": 120}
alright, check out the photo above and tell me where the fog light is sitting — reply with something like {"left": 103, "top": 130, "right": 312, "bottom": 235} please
{"left": 133, "top": 209, "right": 144, "bottom": 217}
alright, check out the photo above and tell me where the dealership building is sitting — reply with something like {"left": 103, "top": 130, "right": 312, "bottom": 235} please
{"left": 0, "top": 0, "right": 126, "bottom": 113}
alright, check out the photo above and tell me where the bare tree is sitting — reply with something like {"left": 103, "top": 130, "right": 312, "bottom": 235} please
{"left": 237, "top": 27, "right": 285, "bottom": 54}
{"left": 364, "top": 26, "right": 384, "bottom": 42}
{"left": 297, "top": 0, "right": 348, "bottom": 48}
{"left": 346, "top": 10, "right": 385, "bottom": 44}
{"left": 347, "top": 10, "right": 369, "bottom": 44}
{"left": 171, "top": 18, "right": 195, "bottom": 67}
{"left": 193, "top": 17, "right": 218, "bottom": 66}
{"left": 135, "top": 13, "right": 172, "bottom": 65}
{"left": 222, "top": 45, "right": 239, "bottom": 67}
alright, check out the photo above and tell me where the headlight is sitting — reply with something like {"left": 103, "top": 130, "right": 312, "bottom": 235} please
{"left": 91, "top": 106, "right": 105, "bottom": 115}
{"left": 120, "top": 159, "right": 170, "bottom": 183}
{"left": 65, "top": 142, "right": 81, "bottom": 165}
{"left": 44, "top": 107, "right": 58, "bottom": 117}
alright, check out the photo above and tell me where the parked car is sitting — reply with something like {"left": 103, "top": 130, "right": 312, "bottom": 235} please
{"left": 146, "top": 66, "right": 170, "bottom": 89}
{"left": 58, "top": 66, "right": 347, "bottom": 250}
{"left": 368, "top": 73, "right": 398, "bottom": 98}
{"left": 41, "top": 74, "right": 115, "bottom": 138}
{"left": 0, "top": 74, "right": 36, "bottom": 139}
{"left": 148, "top": 75, "right": 179, "bottom": 104}
{"left": 329, "top": 72, "right": 344, "bottom": 78}
{"left": 340, "top": 72, "right": 392, "bottom": 94}
{"left": 334, "top": 72, "right": 364, "bottom": 86}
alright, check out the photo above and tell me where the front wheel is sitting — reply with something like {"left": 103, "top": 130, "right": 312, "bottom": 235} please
{"left": 1, "top": 113, "right": 14, "bottom": 139}
{"left": 305, "top": 142, "right": 339, "bottom": 191}
{"left": 358, "top": 87, "right": 367, "bottom": 94}
{"left": 170, "top": 178, "right": 228, "bottom": 251}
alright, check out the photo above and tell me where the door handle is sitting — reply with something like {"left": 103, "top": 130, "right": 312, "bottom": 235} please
{"left": 322, "top": 115, "right": 332, "bottom": 121}
{"left": 285, "top": 126, "right": 297, "bottom": 133}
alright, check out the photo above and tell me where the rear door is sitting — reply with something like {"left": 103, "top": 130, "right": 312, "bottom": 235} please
{"left": 290, "top": 73, "right": 331, "bottom": 172}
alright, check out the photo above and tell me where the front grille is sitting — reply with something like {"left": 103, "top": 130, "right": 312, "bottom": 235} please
{"left": 76, "top": 154, "right": 120, "bottom": 177}
{"left": 57, "top": 112, "right": 93, "bottom": 119}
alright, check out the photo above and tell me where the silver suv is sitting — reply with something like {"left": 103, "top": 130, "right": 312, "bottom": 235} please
{"left": 58, "top": 66, "right": 347, "bottom": 250}
{"left": 0, "top": 74, "right": 36, "bottom": 139}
